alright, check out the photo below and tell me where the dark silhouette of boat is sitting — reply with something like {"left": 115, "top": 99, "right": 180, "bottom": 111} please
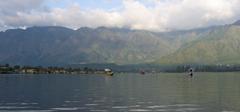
{"left": 140, "top": 70, "right": 145, "bottom": 75}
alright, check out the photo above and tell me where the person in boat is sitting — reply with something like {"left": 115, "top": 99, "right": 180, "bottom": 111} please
{"left": 188, "top": 68, "right": 193, "bottom": 77}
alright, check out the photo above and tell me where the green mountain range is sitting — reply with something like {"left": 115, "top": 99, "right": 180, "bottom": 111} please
{"left": 0, "top": 21, "right": 240, "bottom": 66}
{"left": 158, "top": 23, "right": 240, "bottom": 65}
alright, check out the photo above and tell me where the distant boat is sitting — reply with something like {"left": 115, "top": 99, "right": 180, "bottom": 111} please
{"left": 140, "top": 70, "right": 145, "bottom": 75}
{"left": 104, "top": 68, "right": 114, "bottom": 76}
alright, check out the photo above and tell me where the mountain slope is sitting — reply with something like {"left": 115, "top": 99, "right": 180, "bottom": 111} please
{"left": 0, "top": 26, "right": 191, "bottom": 65}
{"left": 1, "top": 21, "right": 240, "bottom": 66}
{"left": 158, "top": 25, "right": 240, "bottom": 64}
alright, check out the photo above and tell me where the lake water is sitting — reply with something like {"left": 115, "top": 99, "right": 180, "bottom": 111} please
{"left": 0, "top": 72, "right": 240, "bottom": 112}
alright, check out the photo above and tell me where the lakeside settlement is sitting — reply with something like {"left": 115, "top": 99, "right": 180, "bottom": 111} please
{"left": 0, "top": 64, "right": 106, "bottom": 74}
{"left": 1, "top": 64, "right": 240, "bottom": 74}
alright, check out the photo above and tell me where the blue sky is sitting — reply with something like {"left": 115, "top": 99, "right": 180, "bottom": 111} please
{"left": 0, "top": 0, "right": 240, "bottom": 31}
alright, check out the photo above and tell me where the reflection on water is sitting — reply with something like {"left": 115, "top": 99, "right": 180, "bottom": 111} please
{"left": 0, "top": 72, "right": 240, "bottom": 112}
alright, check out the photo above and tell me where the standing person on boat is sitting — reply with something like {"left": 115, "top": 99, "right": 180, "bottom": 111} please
{"left": 189, "top": 68, "right": 193, "bottom": 78}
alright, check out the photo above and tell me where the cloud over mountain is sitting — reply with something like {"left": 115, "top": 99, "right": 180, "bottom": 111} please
{"left": 1, "top": 0, "right": 240, "bottom": 31}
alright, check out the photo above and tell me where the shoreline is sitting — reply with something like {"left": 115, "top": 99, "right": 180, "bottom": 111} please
{"left": 1, "top": 64, "right": 240, "bottom": 75}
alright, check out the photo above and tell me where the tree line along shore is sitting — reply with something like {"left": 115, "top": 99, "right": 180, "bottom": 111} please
{"left": 0, "top": 64, "right": 106, "bottom": 74}
{"left": 1, "top": 64, "right": 240, "bottom": 74}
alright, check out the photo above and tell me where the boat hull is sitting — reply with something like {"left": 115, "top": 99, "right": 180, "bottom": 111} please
{"left": 106, "top": 72, "right": 114, "bottom": 76}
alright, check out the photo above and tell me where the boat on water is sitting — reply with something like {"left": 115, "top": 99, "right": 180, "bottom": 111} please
{"left": 104, "top": 68, "right": 114, "bottom": 76}
{"left": 140, "top": 70, "right": 145, "bottom": 75}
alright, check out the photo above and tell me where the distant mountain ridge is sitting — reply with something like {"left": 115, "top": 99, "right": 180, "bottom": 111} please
{"left": 1, "top": 20, "right": 240, "bottom": 66}
{"left": 158, "top": 24, "right": 240, "bottom": 64}
{"left": 0, "top": 26, "right": 176, "bottom": 65}
{"left": 233, "top": 20, "right": 240, "bottom": 25}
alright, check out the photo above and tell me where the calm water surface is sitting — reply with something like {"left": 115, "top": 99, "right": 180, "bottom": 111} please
{"left": 0, "top": 72, "right": 240, "bottom": 112}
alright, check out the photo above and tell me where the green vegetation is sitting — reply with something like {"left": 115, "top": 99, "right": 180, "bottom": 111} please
{"left": 0, "top": 21, "right": 240, "bottom": 65}
{"left": 158, "top": 25, "right": 240, "bottom": 64}
{"left": 0, "top": 64, "right": 107, "bottom": 74}
{"left": 1, "top": 64, "right": 240, "bottom": 74}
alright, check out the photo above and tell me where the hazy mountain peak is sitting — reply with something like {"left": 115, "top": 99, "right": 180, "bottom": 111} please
{"left": 77, "top": 27, "right": 93, "bottom": 31}
{"left": 233, "top": 20, "right": 240, "bottom": 25}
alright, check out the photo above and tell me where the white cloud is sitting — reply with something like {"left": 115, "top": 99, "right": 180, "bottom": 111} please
{"left": 0, "top": 0, "right": 240, "bottom": 31}
{"left": 48, "top": 4, "right": 124, "bottom": 28}
{"left": 0, "top": 0, "right": 45, "bottom": 12}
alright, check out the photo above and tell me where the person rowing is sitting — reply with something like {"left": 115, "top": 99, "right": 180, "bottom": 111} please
{"left": 188, "top": 68, "right": 193, "bottom": 78}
